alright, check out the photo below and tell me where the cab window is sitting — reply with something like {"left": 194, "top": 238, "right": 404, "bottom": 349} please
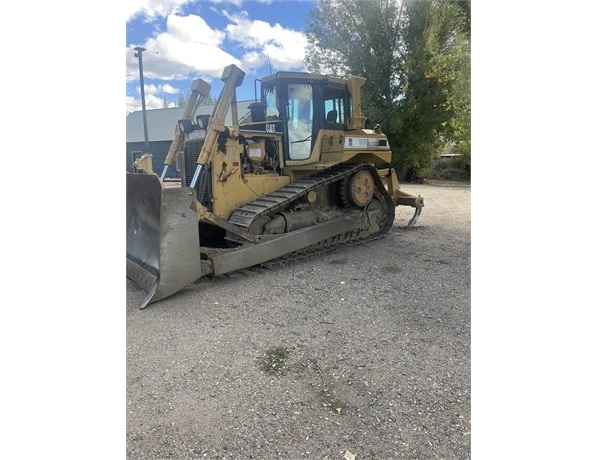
{"left": 264, "top": 85, "right": 279, "bottom": 119}
{"left": 323, "top": 86, "right": 346, "bottom": 126}
{"left": 286, "top": 83, "right": 313, "bottom": 160}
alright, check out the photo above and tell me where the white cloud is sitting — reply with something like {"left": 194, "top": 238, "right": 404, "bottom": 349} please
{"left": 166, "top": 14, "right": 225, "bottom": 46}
{"left": 126, "top": 95, "right": 141, "bottom": 114}
{"left": 143, "top": 83, "right": 160, "bottom": 95}
{"left": 224, "top": 11, "right": 308, "bottom": 72}
{"left": 209, "top": 0, "right": 244, "bottom": 6}
{"left": 126, "top": 0, "right": 192, "bottom": 22}
{"left": 126, "top": 84, "right": 178, "bottom": 114}
{"left": 126, "top": 2, "right": 310, "bottom": 112}
{"left": 126, "top": 14, "right": 241, "bottom": 83}
{"left": 240, "top": 50, "right": 265, "bottom": 73}
{"left": 127, "top": 1, "right": 309, "bottom": 77}
{"left": 160, "top": 83, "right": 180, "bottom": 94}
{"left": 146, "top": 93, "right": 171, "bottom": 108}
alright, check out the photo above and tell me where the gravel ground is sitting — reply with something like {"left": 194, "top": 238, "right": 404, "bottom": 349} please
{"left": 126, "top": 182, "right": 471, "bottom": 459}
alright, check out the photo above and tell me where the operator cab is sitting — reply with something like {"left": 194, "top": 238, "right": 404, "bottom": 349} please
{"left": 252, "top": 72, "right": 351, "bottom": 163}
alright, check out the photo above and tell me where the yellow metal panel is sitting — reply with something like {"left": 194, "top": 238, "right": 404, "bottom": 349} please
{"left": 211, "top": 164, "right": 290, "bottom": 219}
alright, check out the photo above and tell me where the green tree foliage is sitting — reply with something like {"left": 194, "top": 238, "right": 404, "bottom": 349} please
{"left": 305, "top": 0, "right": 404, "bottom": 124}
{"left": 399, "top": 0, "right": 470, "bottom": 179}
{"left": 304, "top": 0, "right": 470, "bottom": 180}
{"left": 203, "top": 94, "right": 217, "bottom": 105}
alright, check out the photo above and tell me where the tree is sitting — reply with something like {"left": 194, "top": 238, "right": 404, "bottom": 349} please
{"left": 203, "top": 94, "right": 217, "bottom": 105}
{"left": 398, "top": 0, "right": 470, "bottom": 179}
{"left": 305, "top": 0, "right": 404, "bottom": 122}
{"left": 304, "top": 0, "right": 470, "bottom": 180}
{"left": 177, "top": 91, "right": 187, "bottom": 107}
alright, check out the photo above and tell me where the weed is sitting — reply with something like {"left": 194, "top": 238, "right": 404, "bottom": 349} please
{"left": 259, "top": 346, "right": 291, "bottom": 376}
{"left": 322, "top": 392, "right": 347, "bottom": 415}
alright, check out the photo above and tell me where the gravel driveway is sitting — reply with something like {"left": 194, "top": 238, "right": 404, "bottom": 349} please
{"left": 126, "top": 181, "right": 471, "bottom": 459}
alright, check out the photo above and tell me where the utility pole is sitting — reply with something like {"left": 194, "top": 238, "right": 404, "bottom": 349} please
{"left": 134, "top": 47, "right": 150, "bottom": 154}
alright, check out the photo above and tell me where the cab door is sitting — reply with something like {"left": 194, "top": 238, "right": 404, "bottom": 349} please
{"left": 283, "top": 82, "right": 315, "bottom": 161}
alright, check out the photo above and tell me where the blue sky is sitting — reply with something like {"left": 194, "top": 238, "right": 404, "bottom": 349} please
{"left": 126, "top": 0, "right": 318, "bottom": 114}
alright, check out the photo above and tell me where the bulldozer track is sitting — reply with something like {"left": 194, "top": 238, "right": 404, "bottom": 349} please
{"left": 227, "top": 163, "right": 395, "bottom": 263}
{"left": 229, "top": 163, "right": 365, "bottom": 229}
{"left": 217, "top": 231, "right": 387, "bottom": 280}
{"left": 260, "top": 227, "right": 389, "bottom": 269}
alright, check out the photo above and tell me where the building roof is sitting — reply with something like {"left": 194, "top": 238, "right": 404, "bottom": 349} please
{"left": 126, "top": 100, "right": 254, "bottom": 143}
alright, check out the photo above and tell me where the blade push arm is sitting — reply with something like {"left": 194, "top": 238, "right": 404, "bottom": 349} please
{"left": 160, "top": 78, "right": 212, "bottom": 180}
{"left": 191, "top": 64, "right": 246, "bottom": 187}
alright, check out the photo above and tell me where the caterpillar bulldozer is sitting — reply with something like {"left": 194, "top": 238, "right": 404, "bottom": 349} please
{"left": 127, "top": 64, "right": 424, "bottom": 308}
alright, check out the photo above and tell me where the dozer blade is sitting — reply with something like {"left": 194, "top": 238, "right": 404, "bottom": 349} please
{"left": 126, "top": 173, "right": 203, "bottom": 308}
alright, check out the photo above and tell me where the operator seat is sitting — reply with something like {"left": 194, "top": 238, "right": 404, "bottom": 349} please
{"left": 326, "top": 109, "right": 338, "bottom": 123}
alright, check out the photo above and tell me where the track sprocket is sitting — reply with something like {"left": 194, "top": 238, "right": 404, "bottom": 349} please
{"left": 341, "top": 169, "right": 376, "bottom": 208}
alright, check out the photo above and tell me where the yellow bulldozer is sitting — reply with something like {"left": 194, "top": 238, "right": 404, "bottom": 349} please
{"left": 127, "top": 64, "right": 424, "bottom": 308}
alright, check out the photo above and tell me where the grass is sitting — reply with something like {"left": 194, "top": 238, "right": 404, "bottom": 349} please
{"left": 259, "top": 346, "right": 291, "bottom": 376}
{"left": 322, "top": 392, "right": 347, "bottom": 415}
